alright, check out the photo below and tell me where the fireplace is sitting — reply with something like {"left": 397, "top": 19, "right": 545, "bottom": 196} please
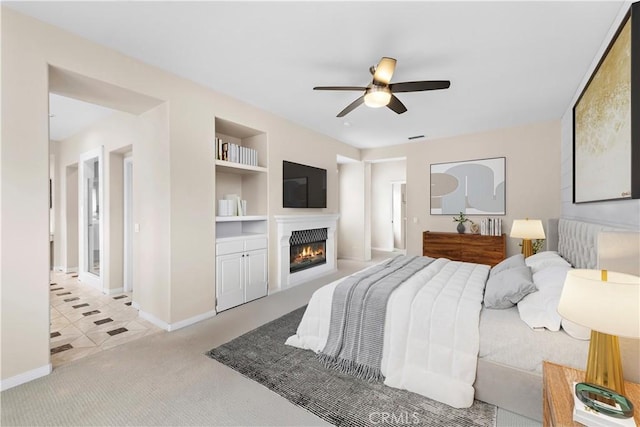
{"left": 289, "top": 228, "right": 328, "bottom": 273}
{"left": 275, "top": 214, "right": 339, "bottom": 290}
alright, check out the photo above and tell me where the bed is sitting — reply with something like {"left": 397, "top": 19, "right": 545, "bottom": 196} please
{"left": 286, "top": 218, "right": 640, "bottom": 421}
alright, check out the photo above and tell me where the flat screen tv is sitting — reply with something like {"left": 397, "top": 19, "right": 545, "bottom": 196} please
{"left": 283, "top": 161, "right": 327, "bottom": 208}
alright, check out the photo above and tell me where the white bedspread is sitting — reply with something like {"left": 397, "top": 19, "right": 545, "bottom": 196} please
{"left": 286, "top": 258, "right": 489, "bottom": 408}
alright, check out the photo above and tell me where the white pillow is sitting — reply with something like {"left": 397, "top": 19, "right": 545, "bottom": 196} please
{"left": 517, "top": 265, "right": 571, "bottom": 331}
{"left": 525, "top": 251, "right": 571, "bottom": 274}
{"left": 562, "top": 319, "right": 591, "bottom": 340}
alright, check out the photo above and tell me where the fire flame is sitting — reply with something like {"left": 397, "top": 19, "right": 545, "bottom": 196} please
{"left": 294, "top": 245, "right": 324, "bottom": 262}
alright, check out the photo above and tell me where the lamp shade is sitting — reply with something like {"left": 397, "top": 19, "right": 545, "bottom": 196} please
{"left": 510, "top": 219, "right": 546, "bottom": 239}
{"left": 364, "top": 86, "right": 391, "bottom": 108}
{"left": 557, "top": 269, "right": 640, "bottom": 339}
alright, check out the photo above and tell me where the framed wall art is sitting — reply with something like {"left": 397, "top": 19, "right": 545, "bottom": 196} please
{"left": 430, "top": 157, "right": 505, "bottom": 215}
{"left": 573, "top": 2, "right": 639, "bottom": 203}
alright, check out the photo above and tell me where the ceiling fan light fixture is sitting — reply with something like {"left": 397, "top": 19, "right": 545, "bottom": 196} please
{"left": 364, "top": 86, "right": 391, "bottom": 108}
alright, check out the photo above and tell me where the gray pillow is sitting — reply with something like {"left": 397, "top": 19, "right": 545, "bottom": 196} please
{"left": 490, "top": 253, "right": 525, "bottom": 277}
{"left": 484, "top": 266, "right": 536, "bottom": 309}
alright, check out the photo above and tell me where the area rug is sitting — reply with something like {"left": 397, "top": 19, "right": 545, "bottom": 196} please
{"left": 206, "top": 306, "right": 496, "bottom": 427}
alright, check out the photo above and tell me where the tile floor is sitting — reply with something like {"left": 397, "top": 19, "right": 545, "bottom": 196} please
{"left": 49, "top": 271, "right": 163, "bottom": 367}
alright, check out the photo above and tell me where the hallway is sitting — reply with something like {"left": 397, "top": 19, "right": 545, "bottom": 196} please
{"left": 50, "top": 271, "right": 162, "bottom": 367}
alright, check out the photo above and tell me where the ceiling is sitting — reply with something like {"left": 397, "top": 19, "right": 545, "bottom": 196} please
{"left": 49, "top": 94, "right": 116, "bottom": 141}
{"left": 9, "top": 1, "right": 625, "bottom": 149}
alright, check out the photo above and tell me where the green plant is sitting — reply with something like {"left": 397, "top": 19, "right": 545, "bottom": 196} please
{"left": 532, "top": 239, "right": 545, "bottom": 254}
{"left": 452, "top": 212, "right": 469, "bottom": 223}
{"left": 519, "top": 239, "right": 546, "bottom": 254}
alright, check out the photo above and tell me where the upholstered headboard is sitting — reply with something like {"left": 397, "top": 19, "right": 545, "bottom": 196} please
{"left": 598, "top": 231, "right": 640, "bottom": 276}
{"left": 557, "top": 218, "right": 619, "bottom": 269}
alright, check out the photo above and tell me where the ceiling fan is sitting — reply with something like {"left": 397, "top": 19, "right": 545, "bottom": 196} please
{"left": 313, "top": 57, "right": 450, "bottom": 117}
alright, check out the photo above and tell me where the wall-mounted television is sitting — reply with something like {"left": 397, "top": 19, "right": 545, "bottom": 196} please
{"left": 283, "top": 161, "right": 327, "bottom": 208}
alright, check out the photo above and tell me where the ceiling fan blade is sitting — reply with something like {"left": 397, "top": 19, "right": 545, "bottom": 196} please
{"left": 337, "top": 96, "right": 365, "bottom": 117}
{"left": 373, "top": 57, "right": 397, "bottom": 85}
{"left": 387, "top": 95, "right": 407, "bottom": 114}
{"left": 313, "top": 86, "right": 367, "bottom": 91}
{"left": 389, "top": 80, "right": 451, "bottom": 93}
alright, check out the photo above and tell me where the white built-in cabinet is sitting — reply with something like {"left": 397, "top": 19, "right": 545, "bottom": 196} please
{"left": 214, "top": 118, "right": 268, "bottom": 312}
{"left": 215, "top": 237, "right": 268, "bottom": 312}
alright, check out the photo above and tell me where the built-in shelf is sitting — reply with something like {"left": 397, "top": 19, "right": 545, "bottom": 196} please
{"left": 216, "top": 215, "right": 268, "bottom": 223}
{"left": 214, "top": 118, "right": 269, "bottom": 311}
{"left": 215, "top": 160, "right": 267, "bottom": 175}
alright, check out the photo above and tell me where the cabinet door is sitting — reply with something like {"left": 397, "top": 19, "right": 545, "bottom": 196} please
{"left": 216, "top": 253, "right": 244, "bottom": 312}
{"left": 244, "top": 248, "right": 268, "bottom": 303}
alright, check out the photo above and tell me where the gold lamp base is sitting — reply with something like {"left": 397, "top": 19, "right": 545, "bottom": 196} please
{"left": 585, "top": 330, "right": 626, "bottom": 395}
{"left": 521, "top": 239, "right": 533, "bottom": 258}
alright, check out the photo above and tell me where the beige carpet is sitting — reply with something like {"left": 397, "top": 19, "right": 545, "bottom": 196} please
{"left": 1, "top": 252, "right": 540, "bottom": 426}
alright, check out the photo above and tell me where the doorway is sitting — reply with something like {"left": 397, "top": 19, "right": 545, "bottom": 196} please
{"left": 391, "top": 181, "right": 407, "bottom": 253}
{"left": 78, "top": 147, "right": 104, "bottom": 290}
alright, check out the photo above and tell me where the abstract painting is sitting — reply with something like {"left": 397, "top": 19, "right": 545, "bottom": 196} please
{"left": 574, "top": 5, "right": 638, "bottom": 203}
{"left": 430, "top": 157, "right": 505, "bottom": 215}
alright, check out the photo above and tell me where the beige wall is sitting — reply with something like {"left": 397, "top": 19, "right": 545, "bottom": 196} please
{"left": 0, "top": 7, "right": 357, "bottom": 384}
{"left": 362, "top": 120, "right": 562, "bottom": 257}
{"left": 53, "top": 110, "right": 138, "bottom": 293}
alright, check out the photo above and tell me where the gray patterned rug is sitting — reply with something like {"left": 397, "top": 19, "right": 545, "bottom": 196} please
{"left": 206, "top": 306, "right": 496, "bottom": 427}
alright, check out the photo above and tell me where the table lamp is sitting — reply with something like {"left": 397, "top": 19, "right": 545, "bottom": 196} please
{"left": 510, "top": 219, "right": 545, "bottom": 258}
{"left": 558, "top": 269, "right": 640, "bottom": 401}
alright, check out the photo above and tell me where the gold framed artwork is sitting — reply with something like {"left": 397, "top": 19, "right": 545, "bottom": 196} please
{"left": 573, "top": 3, "right": 639, "bottom": 203}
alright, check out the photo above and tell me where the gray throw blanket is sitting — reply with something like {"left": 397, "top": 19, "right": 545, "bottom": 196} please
{"left": 319, "top": 255, "right": 435, "bottom": 381}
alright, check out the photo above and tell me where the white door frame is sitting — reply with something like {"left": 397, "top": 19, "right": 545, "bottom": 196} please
{"left": 78, "top": 146, "right": 104, "bottom": 290}
{"left": 391, "top": 180, "right": 407, "bottom": 253}
{"left": 123, "top": 156, "right": 133, "bottom": 293}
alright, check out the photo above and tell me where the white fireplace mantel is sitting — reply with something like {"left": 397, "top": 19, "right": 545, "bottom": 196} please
{"left": 274, "top": 214, "right": 340, "bottom": 289}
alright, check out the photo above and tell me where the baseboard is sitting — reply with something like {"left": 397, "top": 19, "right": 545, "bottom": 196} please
{"left": 138, "top": 309, "right": 216, "bottom": 331}
{"left": 167, "top": 309, "right": 216, "bottom": 331}
{"left": 106, "top": 287, "right": 124, "bottom": 295}
{"left": 64, "top": 266, "right": 78, "bottom": 274}
{"left": 1, "top": 363, "right": 51, "bottom": 391}
{"left": 131, "top": 301, "right": 141, "bottom": 310}
{"left": 371, "top": 246, "right": 394, "bottom": 252}
{"left": 138, "top": 310, "right": 169, "bottom": 331}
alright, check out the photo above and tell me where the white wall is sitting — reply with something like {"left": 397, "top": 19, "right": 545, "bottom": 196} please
{"left": 560, "top": 1, "right": 640, "bottom": 230}
{"left": 338, "top": 162, "right": 371, "bottom": 261}
{"left": 362, "top": 120, "right": 562, "bottom": 257}
{"left": 370, "top": 160, "right": 406, "bottom": 251}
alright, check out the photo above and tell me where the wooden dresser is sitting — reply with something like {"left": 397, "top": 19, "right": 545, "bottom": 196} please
{"left": 422, "top": 231, "right": 506, "bottom": 266}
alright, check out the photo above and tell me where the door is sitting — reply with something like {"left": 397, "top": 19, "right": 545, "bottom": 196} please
{"left": 392, "top": 182, "right": 407, "bottom": 251}
{"left": 244, "top": 248, "right": 268, "bottom": 302}
{"left": 123, "top": 157, "right": 133, "bottom": 292}
{"left": 78, "top": 147, "right": 104, "bottom": 290}
{"left": 216, "top": 252, "right": 244, "bottom": 311}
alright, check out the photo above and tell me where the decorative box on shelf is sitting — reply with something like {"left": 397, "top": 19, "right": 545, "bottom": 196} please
{"left": 572, "top": 383, "right": 636, "bottom": 427}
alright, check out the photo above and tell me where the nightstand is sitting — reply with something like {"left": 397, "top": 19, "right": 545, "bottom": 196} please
{"left": 543, "top": 361, "right": 640, "bottom": 426}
